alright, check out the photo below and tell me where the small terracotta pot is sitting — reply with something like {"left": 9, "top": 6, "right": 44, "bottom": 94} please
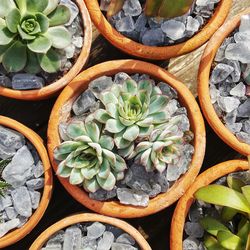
{"left": 198, "top": 9, "right": 250, "bottom": 156}
{"left": 0, "top": 0, "right": 92, "bottom": 101}
{"left": 170, "top": 159, "right": 249, "bottom": 250}
{"left": 84, "top": 0, "right": 231, "bottom": 60}
{"left": 0, "top": 116, "right": 53, "bottom": 248}
{"left": 47, "top": 59, "right": 206, "bottom": 218}
{"left": 29, "top": 213, "right": 152, "bottom": 250}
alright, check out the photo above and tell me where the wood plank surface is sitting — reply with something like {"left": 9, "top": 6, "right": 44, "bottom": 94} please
{"left": 0, "top": 0, "right": 249, "bottom": 249}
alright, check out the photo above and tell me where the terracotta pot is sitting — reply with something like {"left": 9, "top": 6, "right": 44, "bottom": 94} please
{"left": 0, "top": 0, "right": 92, "bottom": 101}
{"left": 29, "top": 213, "right": 152, "bottom": 250}
{"left": 47, "top": 59, "right": 206, "bottom": 218}
{"left": 84, "top": 0, "right": 231, "bottom": 60}
{"left": 198, "top": 9, "right": 250, "bottom": 156}
{"left": 170, "top": 159, "right": 249, "bottom": 250}
{"left": 0, "top": 116, "right": 53, "bottom": 248}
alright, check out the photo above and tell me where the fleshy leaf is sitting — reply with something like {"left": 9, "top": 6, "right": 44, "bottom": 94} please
{"left": 123, "top": 79, "right": 138, "bottom": 95}
{"left": 0, "top": 43, "right": 13, "bottom": 63}
{"left": 5, "top": 8, "right": 21, "bottom": 33}
{"left": 25, "top": 50, "right": 41, "bottom": 74}
{"left": 2, "top": 41, "right": 26, "bottom": 72}
{"left": 227, "top": 176, "right": 246, "bottom": 192}
{"left": 237, "top": 220, "right": 249, "bottom": 241}
{"left": 0, "top": 22, "right": 15, "bottom": 45}
{"left": 48, "top": 5, "right": 71, "bottom": 26}
{"left": 100, "top": 92, "right": 118, "bottom": 106}
{"left": 36, "top": 13, "right": 49, "bottom": 33}
{"left": 204, "top": 235, "right": 226, "bottom": 250}
{"left": 66, "top": 122, "right": 85, "bottom": 139}
{"left": 242, "top": 185, "right": 250, "bottom": 205}
{"left": 96, "top": 172, "right": 116, "bottom": 191}
{"left": 43, "top": 0, "right": 59, "bottom": 15}
{"left": 149, "top": 95, "right": 169, "bottom": 114}
{"left": 27, "top": 36, "right": 52, "bottom": 53}
{"left": 98, "top": 159, "right": 110, "bottom": 179}
{"left": 102, "top": 149, "right": 116, "bottom": 166}
{"left": 37, "top": 48, "right": 61, "bottom": 73}
{"left": 195, "top": 184, "right": 250, "bottom": 214}
{"left": 81, "top": 164, "right": 99, "bottom": 180}
{"left": 84, "top": 178, "right": 100, "bottom": 193}
{"left": 0, "top": 0, "right": 16, "bottom": 18}
{"left": 123, "top": 125, "right": 139, "bottom": 141}
{"left": 114, "top": 132, "right": 131, "bottom": 149}
{"left": 26, "top": 0, "right": 48, "bottom": 13}
{"left": 144, "top": 0, "right": 162, "bottom": 17}
{"left": 85, "top": 122, "right": 100, "bottom": 143}
{"left": 57, "top": 161, "right": 71, "bottom": 178}
{"left": 46, "top": 26, "right": 71, "bottom": 49}
{"left": 118, "top": 143, "right": 134, "bottom": 159}
{"left": 54, "top": 141, "right": 82, "bottom": 159}
{"left": 221, "top": 207, "right": 238, "bottom": 222}
{"left": 69, "top": 168, "right": 83, "bottom": 185}
{"left": 107, "top": 0, "right": 125, "bottom": 18}
{"left": 17, "top": 25, "right": 36, "bottom": 40}
{"left": 99, "top": 135, "right": 114, "bottom": 151}
{"left": 105, "top": 119, "right": 125, "bottom": 133}
{"left": 217, "top": 230, "right": 242, "bottom": 250}
{"left": 94, "top": 109, "right": 111, "bottom": 123}
{"left": 15, "top": 0, "right": 26, "bottom": 14}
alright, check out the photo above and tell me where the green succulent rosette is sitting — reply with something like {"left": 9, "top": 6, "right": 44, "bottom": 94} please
{"left": 54, "top": 121, "right": 127, "bottom": 193}
{"left": 93, "top": 79, "right": 170, "bottom": 159}
{"left": 0, "top": 0, "right": 72, "bottom": 74}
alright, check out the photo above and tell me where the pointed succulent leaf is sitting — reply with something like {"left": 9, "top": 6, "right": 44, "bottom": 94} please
{"left": 153, "top": 141, "right": 166, "bottom": 152}
{"left": 54, "top": 141, "right": 82, "bottom": 159}
{"left": 102, "top": 149, "right": 116, "bottom": 166}
{"left": 113, "top": 154, "right": 127, "bottom": 172}
{"left": 0, "top": 0, "right": 16, "bottom": 18}
{"left": 105, "top": 119, "right": 125, "bottom": 133}
{"left": 123, "top": 79, "right": 138, "bottom": 94}
{"left": 106, "top": 103, "right": 119, "bottom": 119}
{"left": 81, "top": 163, "right": 99, "bottom": 180}
{"left": 17, "top": 25, "right": 35, "bottom": 40}
{"left": 3, "top": 41, "right": 26, "bottom": 72}
{"left": 227, "top": 176, "right": 246, "bottom": 192}
{"left": 46, "top": 26, "right": 71, "bottom": 49}
{"left": 66, "top": 122, "right": 86, "bottom": 139}
{"left": 0, "top": 43, "right": 13, "bottom": 63}
{"left": 100, "top": 92, "right": 118, "bottom": 106}
{"left": 118, "top": 143, "right": 134, "bottom": 159}
{"left": 69, "top": 168, "right": 83, "bottom": 185}
{"left": 114, "top": 131, "right": 131, "bottom": 149}
{"left": 107, "top": 0, "right": 125, "bottom": 18}
{"left": 135, "top": 142, "right": 153, "bottom": 154}
{"left": 75, "top": 135, "right": 92, "bottom": 143}
{"left": 204, "top": 235, "right": 226, "bottom": 250}
{"left": 88, "top": 143, "right": 102, "bottom": 164}
{"left": 114, "top": 171, "right": 125, "bottom": 181}
{"left": 136, "top": 117, "right": 154, "bottom": 127}
{"left": 149, "top": 95, "right": 169, "bottom": 114}
{"left": 83, "top": 178, "right": 100, "bottom": 193}
{"left": 119, "top": 116, "right": 135, "bottom": 126}
{"left": 200, "top": 217, "right": 230, "bottom": 237}
{"left": 140, "top": 148, "right": 152, "bottom": 167}
{"left": 36, "top": 13, "right": 49, "bottom": 33}
{"left": 94, "top": 109, "right": 111, "bottom": 123}
{"left": 57, "top": 161, "right": 71, "bottom": 178}
{"left": 0, "top": 22, "right": 15, "bottom": 45}
{"left": 26, "top": 0, "right": 48, "bottom": 13}
{"left": 98, "top": 159, "right": 110, "bottom": 179}
{"left": 48, "top": 5, "right": 71, "bottom": 26}
{"left": 37, "top": 48, "right": 61, "bottom": 73}
{"left": 27, "top": 35, "right": 52, "bottom": 53}
{"left": 155, "top": 160, "right": 166, "bottom": 173}
{"left": 43, "top": 0, "right": 59, "bottom": 15}
{"left": 148, "top": 111, "right": 168, "bottom": 124}
{"left": 6, "top": 8, "right": 21, "bottom": 33}
{"left": 99, "top": 135, "right": 114, "bottom": 151}
{"left": 139, "top": 126, "right": 154, "bottom": 137}
{"left": 123, "top": 125, "right": 140, "bottom": 141}
{"left": 85, "top": 122, "right": 100, "bottom": 143}
{"left": 138, "top": 80, "right": 153, "bottom": 96}
{"left": 217, "top": 230, "right": 243, "bottom": 250}
{"left": 96, "top": 172, "right": 116, "bottom": 191}
{"left": 195, "top": 185, "right": 250, "bottom": 213}
{"left": 24, "top": 50, "right": 41, "bottom": 74}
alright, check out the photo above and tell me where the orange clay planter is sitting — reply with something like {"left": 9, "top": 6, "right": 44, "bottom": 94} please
{"left": 0, "top": 116, "right": 53, "bottom": 248}
{"left": 30, "top": 213, "right": 152, "bottom": 250}
{"left": 0, "top": 0, "right": 92, "bottom": 101}
{"left": 170, "top": 159, "right": 249, "bottom": 250}
{"left": 198, "top": 9, "right": 250, "bottom": 156}
{"left": 47, "top": 59, "right": 206, "bottom": 218}
{"left": 84, "top": 0, "right": 231, "bottom": 60}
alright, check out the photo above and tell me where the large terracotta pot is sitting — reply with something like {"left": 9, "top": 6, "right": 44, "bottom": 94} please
{"left": 198, "top": 9, "right": 250, "bottom": 156}
{"left": 84, "top": 0, "right": 231, "bottom": 60}
{"left": 0, "top": 116, "right": 53, "bottom": 248}
{"left": 29, "top": 213, "right": 152, "bottom": 250}
{"left": 170, "top": 160, "right": 249, "bottom": 250}
{"left": 0, "top": 0, "right": 92, "bottom": 101}
{"left": 47, "top": 59, "right": 206, "bottom": 218}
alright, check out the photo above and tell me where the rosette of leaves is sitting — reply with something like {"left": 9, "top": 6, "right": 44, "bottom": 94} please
{"left": 195, "top": 176, "right": 250, "bottom": 250}
{"left": 131, "top": 116, "right": 190, "bottom": 172}
{"left": 107, "top": 0, "right": 194, "bottom": 19}
{"left": 0, "top": 0, "right": 72, "bottom": 74}
{"left": 54, "top": 121, "right": 127, "bottom": 193}
{"left": 93, "top": 79, "right": 170, "bottom": 158}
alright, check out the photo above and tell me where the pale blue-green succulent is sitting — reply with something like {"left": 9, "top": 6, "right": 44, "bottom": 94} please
{"left": 93, "top": 79, "right": 170, "bottom": 159}
{"left": 54, "top": 121, "right": 127, "bottom": 192}
{"left": 0, "top": 0, "right": 72, "bottom": 73}
{"left": 132, "top": 116, "right": 189, "bottom": 172}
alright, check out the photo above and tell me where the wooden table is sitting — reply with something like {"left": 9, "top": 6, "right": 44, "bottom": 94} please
{"left": 0, "top": 0, "right": 247, "bottom": 249}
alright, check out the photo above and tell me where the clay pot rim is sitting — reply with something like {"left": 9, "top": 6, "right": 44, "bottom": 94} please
{"left": 29, "top": 213, "right": 152, "bottom": 250}
{"left": 0, "top": 0, "right": 92, "bottom": 101}
{"left": 47, "top": 59, "right": 206, "bottom": 218}
{"left": 0, "top": 116, "right": 53, "bottom": 248}
{"left": 84, "top": 0, "right": 231, "bottom": 60}
{"left": 198, "top": 9, "right": 250, "bottom": 156}
{"left": 170, "top": 159, "right": 249, "bottom": 250}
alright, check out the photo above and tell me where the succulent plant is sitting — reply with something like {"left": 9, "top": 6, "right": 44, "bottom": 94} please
{"left": 0, "top": 158, "right": 12, "bottom": 197}
{"left": 93, "top": 79, "right": 170, "bottom": 158}
{"left": 107, "top": 0, "right": 194, "bottom": 19}
{"left": 0, "top": 0, "right": 72, "bottom": 74}
{"left": 54, "top": 121, "right": 127, "bottom": 193}
{"left": 132, "top": 116, "right": 191, "bottom": 172}
{"left": 195, "top": 175, "right": 250, "bottom": 250}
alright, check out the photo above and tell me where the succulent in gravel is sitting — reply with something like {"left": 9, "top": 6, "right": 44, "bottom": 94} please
{"left": 54, "top": 121, "right": 127, "bottom": 192}
{"left": 107, "top": 0, "right": 194, "bottom": 18}
{"left": 0, "top": 0, "right": 72, "bottom": 73}
{"left": 132, "top": 116, "right": 192, "bottom": 172}
{"left": 0, "top": 158, "right": 12, "bottom": 196}
{"left": 93, "top": 79, "right": 170, "bottom": 158}
{"left": 195, "top": 175, "right": 250, "bottom": 250}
